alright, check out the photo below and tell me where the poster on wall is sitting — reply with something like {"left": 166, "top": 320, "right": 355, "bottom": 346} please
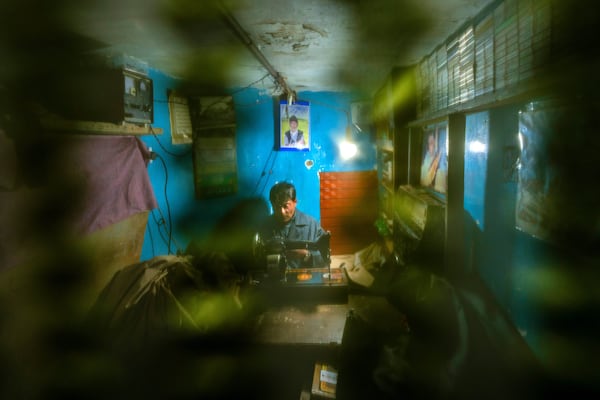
{"left": 515, "top": 104, "right": 558, "bottom": 240}
{"left": 192, "top": 133, "right": 237, "bottom": 198}
{"left": 168, "top": 90, "right": 193, "bottom": 145}
{"left": 515, "top": 99, "right": 600, "bottom": 251}
{"left": 191, "top": 96, "right": 238, "bottom": 198}
{"left": 464, "top": 111, "right": 489, "bottom": 229}
{"left": 419, "top": 122, "right": 448, "bottom": 194}
{"left": 279, "top": 100, "right": 310, "bottom": 151}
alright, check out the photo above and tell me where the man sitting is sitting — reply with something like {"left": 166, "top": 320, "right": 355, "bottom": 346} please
{"left": 259, "top": 181, "right": 326, "bottom": 269}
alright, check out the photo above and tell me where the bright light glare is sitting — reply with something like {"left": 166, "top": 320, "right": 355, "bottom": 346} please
{"left": 468, "top": 140, "right": 487, "bottom": 153}
{"left": 518, "top": 132, "right": 524, "bottom": 150}
{"left": 339, "top": 140, "right": 357, "bottom": 160}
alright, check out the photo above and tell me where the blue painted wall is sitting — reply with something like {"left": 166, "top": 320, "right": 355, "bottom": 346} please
{"left": 140, "top": 68, "right": 376, "bottom": 260}
{"left": 460, "top": 103, "right": 600, "bottom": 369}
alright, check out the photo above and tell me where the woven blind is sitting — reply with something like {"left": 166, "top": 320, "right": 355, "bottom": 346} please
{"left": 416, "top": 0, "right": 552, "bottom": 117}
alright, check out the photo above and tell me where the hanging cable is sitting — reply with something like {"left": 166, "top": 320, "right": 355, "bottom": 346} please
{"left": 153, "top": 152, "right": 179, "bottom": 255}
{"left": 217, "top": 0, "right": 294, "bottom": 100}
{"left": 150, "top": 208, "right": 171, "bottom": 253}
{"left": 152, "top": 204, "right": 184, "bottom": 255}
{"left": 252, "top": 149, "right": 275, "bottom": 195}
{"left": 258, "top": 149, "right": 279, "bottom": 196}
{"left": 149, "top": 126, "right": 191, "bottom": 158}
{"left": 229, "top": 73, "right": 272, "bottom": 96}
{"left": 156, "top": 153, "right": 173, "bottom": 254}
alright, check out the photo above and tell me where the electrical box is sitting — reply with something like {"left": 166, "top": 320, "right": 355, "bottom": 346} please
{"left": 121, "top": 69, "right": 153, "bottom": 124}
{"left": 43, "top": 67, "right": 153, "bottom": 125}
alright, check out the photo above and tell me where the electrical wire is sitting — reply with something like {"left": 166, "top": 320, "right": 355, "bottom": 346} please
{"left": 151, "top": 205, "right": 184, "bottom": 255}
{"left": 142, "top": 73, "right": 281, "bottom": 257}
{"left": 300, "top": 96, "right": 354, "bottom": 123}
{"left": 258, "top": 149, "right": 279, "bottom": 196}
{"left": 229, "top": 73, "right": 272, "bottom": 96}
{"left": 252, "top": 149, "right": 275, "bottom": 195}
{"left": 150, "top": 209, "right": 170, "bottom": 253}
{"left": 150, "top": 126, "right": 191, "bottom": 158}
{"left": 152, "top": 152, "right": 183, "bottom": 255}
{"left": 189, "top": 73, "right": 273, "bottom": 116}
{"left": 155, "top": 153, "right": 173, "bottom": 254}
{"left": 146, "top": 73, "right": 277, "bottom": 254}
{"left": 153, "top": 73, "right": 273, "bottom": 110}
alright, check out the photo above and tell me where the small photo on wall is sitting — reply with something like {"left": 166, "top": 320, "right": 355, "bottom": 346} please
{"left": 419, "top": 122, "right": 448, "bottom": 194}
{"left": 279, "top": 100, "right": 310, "bottom": 151}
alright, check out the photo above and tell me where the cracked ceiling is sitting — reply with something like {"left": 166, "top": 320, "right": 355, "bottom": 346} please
{"left": 14, "top": 0, "right": 497, "bottom": 96}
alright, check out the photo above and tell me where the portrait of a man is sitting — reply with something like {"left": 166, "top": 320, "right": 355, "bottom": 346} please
{"left": 420, "top": 124, "right": 448, "bottom": 194}
{"left": 279, "top": 100, "right": 310, "bottom": 150}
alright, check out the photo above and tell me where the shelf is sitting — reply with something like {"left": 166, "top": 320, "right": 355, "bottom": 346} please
{"left": 381, "top": 182, "right": 394, "bottom": 193}
{"left": 377, "top": 142, "right": 394, "bottom": 152}
{"left": 376, "top": 72, "right": 400, "bottom": 240}
{"left": 41, "top": 117, "right": 163, "bottom": 136}
{"left": 379, "top": 212, "right": 394, "bottom": 233}
{"left": 381, "top": 167, "right": 392, "bottom": 180}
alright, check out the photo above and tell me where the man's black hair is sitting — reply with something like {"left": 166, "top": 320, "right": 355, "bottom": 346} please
{"left": 269, "top": 182, "right": 296, "bottom": 206}
{"left": 289, "top": 115, "right": 298, "bottom": 123}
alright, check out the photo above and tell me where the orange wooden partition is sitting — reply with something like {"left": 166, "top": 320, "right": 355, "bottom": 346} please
{"left": 319, "top": 171, "right": 379, "bottom": 255}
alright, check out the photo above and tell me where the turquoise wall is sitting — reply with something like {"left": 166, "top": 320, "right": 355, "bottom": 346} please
{"left": 140, "top": 68, "right": 376, "bottom": 260}
{"left": 461, "top": 102, "right": 600, "bottom": 373}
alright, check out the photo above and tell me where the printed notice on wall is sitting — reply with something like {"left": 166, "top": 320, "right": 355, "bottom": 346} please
{"left": 192, "top": 131, "right": 238, "bottom": 198}
{"left": 190, "top": 96, "right": 237, "bottom": 198}
{"left": 168, "top": 91, "right": 193, "bottom": 145}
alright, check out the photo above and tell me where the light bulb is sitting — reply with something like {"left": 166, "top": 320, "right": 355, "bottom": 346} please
{"left": 340, "top": 140, "right": 358, "bottom": 160}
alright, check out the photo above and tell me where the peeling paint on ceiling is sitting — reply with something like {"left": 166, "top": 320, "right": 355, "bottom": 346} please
{"left": 255, "top": 22, "right": 324, "bottom": 51}
{"left": 64, "top": 0, "right": 495, "bottom": 95}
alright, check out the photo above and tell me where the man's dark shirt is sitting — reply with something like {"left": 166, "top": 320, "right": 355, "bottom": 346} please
{"left": 259, "top": 209, "right": 325, "bottom": 268}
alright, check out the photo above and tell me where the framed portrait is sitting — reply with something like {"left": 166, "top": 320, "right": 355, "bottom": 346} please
{"left": 279, "top": 100, "right": 310, "bottom": 151}
{"left": 419, "top": 122, "right": 448, "bottom": 194}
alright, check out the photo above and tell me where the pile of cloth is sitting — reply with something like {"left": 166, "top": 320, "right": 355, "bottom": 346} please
{"left": 87, "top": 252, "right": 248, "bottom": 346}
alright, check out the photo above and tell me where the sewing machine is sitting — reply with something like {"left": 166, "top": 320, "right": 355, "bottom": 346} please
{"left": 249, "top": 231, "right": 347, "bottom": 303}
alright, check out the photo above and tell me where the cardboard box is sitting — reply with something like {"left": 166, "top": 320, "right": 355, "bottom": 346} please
{"left": 311, "top": 362, "right": 337, "bottom": 399}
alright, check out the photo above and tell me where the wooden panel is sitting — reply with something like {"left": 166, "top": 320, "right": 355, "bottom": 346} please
{"left": 321, "top": 186, "right": 377, "bottom": 200}
{"left": 319, "top": 171, "right": 378, "bottom": 255}
{"left": 41, "top": 118, "right": 163, "bottom": 136}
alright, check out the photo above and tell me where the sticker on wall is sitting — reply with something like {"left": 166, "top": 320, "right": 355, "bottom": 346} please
{"left": 279, "top": 100, "right": 310, "bottom": 151}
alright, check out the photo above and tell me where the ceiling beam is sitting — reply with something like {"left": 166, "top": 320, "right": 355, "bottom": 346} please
{"left": 217, "top": 1, "right": 295, "bottom": 99}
